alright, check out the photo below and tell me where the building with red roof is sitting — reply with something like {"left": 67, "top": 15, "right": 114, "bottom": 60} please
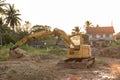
{"left": 86, "top": 26, "right": 115, "bottom": 47}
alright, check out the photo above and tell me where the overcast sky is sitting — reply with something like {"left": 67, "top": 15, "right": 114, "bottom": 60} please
{"left": 6, "top": 0, "right": 120, "bottom": 34}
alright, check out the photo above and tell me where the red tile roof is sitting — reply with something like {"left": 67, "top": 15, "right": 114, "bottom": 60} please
{"left": 86, "top": 26, "right": 115, "bottom": 34}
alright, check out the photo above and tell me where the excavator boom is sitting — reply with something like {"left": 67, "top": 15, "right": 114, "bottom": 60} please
{"left": 10, "top": 28, "right": 74, "bottom": 50}
{"left": 10, "top": 31, "right": 53, "bottom": 50}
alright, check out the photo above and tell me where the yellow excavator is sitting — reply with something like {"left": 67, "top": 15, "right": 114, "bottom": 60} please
{"left": 9, "top": 28, "right": 95, "bottom": 68}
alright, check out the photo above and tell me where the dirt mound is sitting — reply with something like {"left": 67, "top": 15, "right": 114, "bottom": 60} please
{"left": 98, "top": 46, "right": 120, "bottom": 58}
{"left": 0, "top": 56, "right": 120, "bottom": 80}
{"left": 9, "top": 48, "right": 27, "bottom": 59}
{"left": 8, "top": 48, "right": 41, "bottom": 63}
{"left": 0, "top": 61, "right": 63, "bottom": 80}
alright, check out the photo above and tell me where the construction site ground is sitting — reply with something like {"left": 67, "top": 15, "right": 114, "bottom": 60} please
{"left": 0, "top": 47, "right": 120, "bottom": 80}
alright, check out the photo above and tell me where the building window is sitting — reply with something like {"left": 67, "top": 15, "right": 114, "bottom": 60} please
{"left": 109, "top": 34, "right": 112, "bottom": 38}
{"left": 99, "top": 35, "right": 102, "bottom": 38}
{"left": 96, "top": 34, "right": 100, "bottom": 38}
{"left": 106, "top": 34, "right": 109, "bottom": 37}
{"left": 93, "top": 35, "right": 96, "bottom": 38}
{"left": 103, "top": 34, "right": 105, "bottom": 38}
{"left": 89, "top": 34, "right": 92, "bottom": 39}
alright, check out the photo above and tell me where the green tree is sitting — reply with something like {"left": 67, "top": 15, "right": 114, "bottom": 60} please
{"left": 0, "top": 17, "right": 11, "bottom": 33}
{"left": 28, "top": 25, "right": 52, "bottom": 48}
{"left": 0, "top": 0, "right": 7, "bottom": 14}
{"left": 0, "top": 17, "right": 14, "bottom": 45}
{"left": 72, "top": 26, "right": 81, "bottom": 34}
{"left": 85, "top": 20, "right": 92, "bottom": 27}
{"left": 84, "top": 20, "right": 93, "bottom": 33}
{"left": 30, "top": 25, "right": 51, "bottom": 33}
{"left": 82, "top": 34, "right": 90, "bottom": 44}
{"left": 4, "top": 4, "right": 22, "bottom": 31}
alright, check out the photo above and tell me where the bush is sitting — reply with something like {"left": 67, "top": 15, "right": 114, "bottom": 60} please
{"left": 109, "top": 40, "right": 120, "bottom": 47}
{"left": 0, "top": 56, "right": 7, "bottom": 61}
{"left": 2, "top": 33, "right": 15, "bottom": 45}
{"left": 0, "top": 46, "right": 9, "bottom": 61}
{"left": 20, "top": 44, "right": 50, "bottom": 55}
{"left": 49, "top": 47, "right": 67, "bottom": 56}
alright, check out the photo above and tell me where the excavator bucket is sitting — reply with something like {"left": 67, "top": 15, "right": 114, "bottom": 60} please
{"left": 9, "top": 48, "right": 24, "bottom": 59}
{"left": 57, "top": 57, "right": 95, "bottom": 69}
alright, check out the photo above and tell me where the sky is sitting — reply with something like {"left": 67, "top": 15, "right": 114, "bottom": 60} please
{"left": 6, "top": 0, "right": 120, "bottom": 34}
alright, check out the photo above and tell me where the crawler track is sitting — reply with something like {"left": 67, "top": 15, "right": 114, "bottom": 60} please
{"left": 57, "top": 57, "right": 95, "bottom": 69}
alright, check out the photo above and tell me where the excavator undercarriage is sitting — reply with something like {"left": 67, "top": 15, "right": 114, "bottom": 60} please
{"left": 57, "top": 57, "right": 95, "bottom": 68}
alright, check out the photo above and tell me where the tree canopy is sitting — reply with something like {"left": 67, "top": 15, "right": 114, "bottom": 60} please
{"left": 4, "top": 4, "right": 22, "bottom": 31}
{"left": 72, "top": 26, "right": 81, "bottom": 34}
{"left": 0, "top": 0, "right": 7, "bottom": 14}
{"left": 30, "top": 25, "right": 51, "bottom": 33}
{"left": 85, "top": 20, "right": 92, "bottom": 28}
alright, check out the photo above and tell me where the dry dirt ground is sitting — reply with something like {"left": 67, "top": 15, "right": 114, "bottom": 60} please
{"left": 0, "top": 47, "right": 120, "bottom": 80}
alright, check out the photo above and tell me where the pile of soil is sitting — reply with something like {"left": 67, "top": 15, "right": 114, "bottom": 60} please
{"left": 2, "top": 48, "right": 64, "bottom": 80}
{"left": 0, "top": 61, "right": 64, "bottom": 80}
{"left": 98, "top": 46, "right": 120, "bottom": 58}
{"left": 9, "top": 48, "right": 27, "bottom": 59}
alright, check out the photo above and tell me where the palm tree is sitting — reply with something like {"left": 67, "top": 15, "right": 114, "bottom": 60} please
{"left": 85, "top": 20, "right": 92, "bottom": 27}
{"left": 72, "top": 26, "right": 81, "bottom": 34}
{"left": 84, "top": 20, "right": 93, "bottom": 33}
{"left": 4, "top": 4, "right": 22, "bottom": 31}
{"left": 0, "top": 0, "right": 7, "bottom": 14}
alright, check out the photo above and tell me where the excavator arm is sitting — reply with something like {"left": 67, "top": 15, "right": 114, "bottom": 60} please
{"left": 10, "top": 31, "right": 53, "bottom": 50}
{"left": 9, "top": 28, "right": 75, "bottom": 59}
{"left": 10, "top": 28, "right": 74, "bottom": 50}
{"left": 53, "top": 28, "right": 74, "bottom": 48}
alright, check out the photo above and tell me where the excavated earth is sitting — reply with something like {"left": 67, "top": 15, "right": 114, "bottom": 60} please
{"left": 0, "top": 47, "right": 120, "bottom": 80}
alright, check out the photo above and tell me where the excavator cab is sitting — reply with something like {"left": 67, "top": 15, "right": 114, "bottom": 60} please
{"left": 67, "top": 34, "right": 91, "bottom": 58}
{"left": 58, "top": 33, "right": 95, "bottom": 68}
